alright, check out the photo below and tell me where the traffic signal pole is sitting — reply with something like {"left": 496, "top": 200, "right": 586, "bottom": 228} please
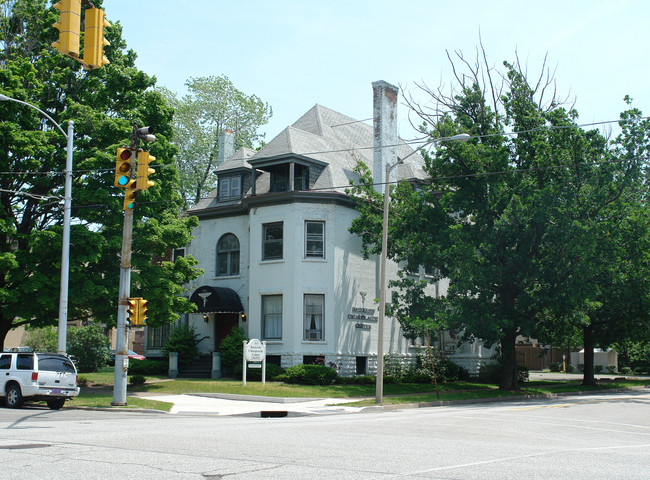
{"left": 112, "top": 124, "right": 155, "bottom": 405}
{"left": 112, "top": 207, "right": 133, "bottom": 405}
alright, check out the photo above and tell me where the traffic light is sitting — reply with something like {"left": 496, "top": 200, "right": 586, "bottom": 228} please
{"left": 136, "top": 126, "right": 155, "bottom": 143}
{"left": 52, "top": 0, "right": 81, "bottom": 58}
{"left": 137, "top": 298, "right": 149, "bottom": 325}
{"left": 127, "top": 298, "right": 139, "bottom": 325}
{"left": 115, "top": 148, "right": 133, "bottom": 187}
{"left": 83, "top": 7, "right": 110, "bottom": 69}
{"left": 123, "top": 186, "right": 138, "bottom": 210}
{"left": 136, "top": 151, "right": 155, "bottom": 191}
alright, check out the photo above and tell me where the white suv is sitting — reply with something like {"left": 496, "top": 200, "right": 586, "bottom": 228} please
{"left": 0, "top": 352, "right": 80, "bottom": 409}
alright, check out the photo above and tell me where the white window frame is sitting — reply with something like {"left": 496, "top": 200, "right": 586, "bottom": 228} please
{"left": 216, "top": 233, "right": 240, "bottom": 277}
{"left": 262, "top": 294, "right": 283, "bottom": 340}
{"left": 303, "top": 294, "right": 324, "bottom": 341}
{"left": 304, "top": 220, "right": 325, "bottom": 258}
{"left": 262, "top": 222, "right": 283, "bottom": 260}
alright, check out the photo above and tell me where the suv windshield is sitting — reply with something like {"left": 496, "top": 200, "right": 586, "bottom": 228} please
{"left": 37, "top": 354, "right": 76, "bottom": 373}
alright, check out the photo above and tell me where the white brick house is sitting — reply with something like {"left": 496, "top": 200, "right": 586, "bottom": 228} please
{"left": 145, "top": 103, "right": 495, "bottom": 376}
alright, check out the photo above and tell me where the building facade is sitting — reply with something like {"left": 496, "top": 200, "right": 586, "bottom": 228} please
{"left": 145, "top": 102, "right": 496, "bottom": 376}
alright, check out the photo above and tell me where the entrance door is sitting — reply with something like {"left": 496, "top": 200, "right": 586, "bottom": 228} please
{"left": 213, "top": 313, "right": 239, "bottom": 351}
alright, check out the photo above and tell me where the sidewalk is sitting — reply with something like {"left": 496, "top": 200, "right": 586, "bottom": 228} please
{"left": 133, "top": 392, "right": 365, "bottom": 416}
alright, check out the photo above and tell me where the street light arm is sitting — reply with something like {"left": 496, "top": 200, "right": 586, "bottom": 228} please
{"left": 0, "top": 93, "right": 68, "bottom": 139}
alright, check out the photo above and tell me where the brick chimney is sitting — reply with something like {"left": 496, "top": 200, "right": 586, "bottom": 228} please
{"left": 372, "top": 81, "right": 399, "bottom": 193}
{"left": 218, "top": 128, "right": 235, "bottom": 165}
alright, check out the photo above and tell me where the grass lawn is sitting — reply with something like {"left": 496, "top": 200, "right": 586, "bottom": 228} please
{"left": 71, "top": 367, "right": 648, "bottom": 410}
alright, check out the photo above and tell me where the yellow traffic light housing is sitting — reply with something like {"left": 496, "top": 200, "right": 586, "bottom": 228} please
{"left": 127, "top": 298, "right": 139, "bottom": 325}
{"left": 83, "top": 7, "right": 110, "bottom": 69}
{"left": 136, "top": 151, "right": 155, "bottom": 191}
{"left": 115, "top": 148, "right": 133, "bottom": 187}
{"left": 127, "top": 298, "right": 148, "bottom": 326}
{"left": 52, "top": 0, "right": 81, "bottom": 58}
{"left": 123, "top": 186, "right": 138, "bottom": 210}
{"left": 137, "top": 298, "right": 149, "bottom": 325}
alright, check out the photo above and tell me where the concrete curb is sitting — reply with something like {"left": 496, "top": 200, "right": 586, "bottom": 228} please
{"left": 359, "top": 385, "right": 650, "bottom": 413}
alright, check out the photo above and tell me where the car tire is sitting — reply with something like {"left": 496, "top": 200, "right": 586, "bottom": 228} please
{"left": 6, "top": 383, "right": 23, "bottom": 409}
{"left": 47, "top": 398, "right": 66, "bottom": 410}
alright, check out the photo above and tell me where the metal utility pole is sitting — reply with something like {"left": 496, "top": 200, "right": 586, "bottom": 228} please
{"left": 0, "top": 94, "right": 74, "bottom": 355}
{"left": 58, "top": 120, "right": 74, "bottom": 354}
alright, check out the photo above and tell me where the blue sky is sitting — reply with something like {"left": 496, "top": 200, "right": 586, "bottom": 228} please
{"left": 108, "top": 0, "right": 648, "bottom": 144}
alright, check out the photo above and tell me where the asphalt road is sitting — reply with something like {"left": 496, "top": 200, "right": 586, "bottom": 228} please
{"left": 1, "top": 390, "right": 649, "bottom": 480}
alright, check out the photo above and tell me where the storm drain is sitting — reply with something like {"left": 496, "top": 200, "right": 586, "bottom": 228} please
{"left": 260, "top": 411, "right": 288, "bottom": 418}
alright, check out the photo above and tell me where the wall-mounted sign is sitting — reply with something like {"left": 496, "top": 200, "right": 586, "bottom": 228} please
{"left": 347, "top": 307, "right": 378, "bottom": 322}
{"left": 355, "top": 323, "right": 371, "bottom": 330}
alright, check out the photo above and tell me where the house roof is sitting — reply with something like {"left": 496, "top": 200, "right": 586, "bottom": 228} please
{"left": 188, "top": 104, "right": 425, "bottom": 213}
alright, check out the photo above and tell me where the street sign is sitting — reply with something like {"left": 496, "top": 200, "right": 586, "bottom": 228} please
{"left": 243, "top": 339, "right": 267, "bottom": 386}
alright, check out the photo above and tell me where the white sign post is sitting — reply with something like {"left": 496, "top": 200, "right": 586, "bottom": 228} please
{"left": 243, "top": 339, "right": 267, "bottom": 386}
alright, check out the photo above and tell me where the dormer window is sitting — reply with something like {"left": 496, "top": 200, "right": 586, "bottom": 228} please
{"left": 269, "top": 164, "right": 309, "bottom": 192}
{"left": 219, "top": 176, "right": 241, "bottom": 200}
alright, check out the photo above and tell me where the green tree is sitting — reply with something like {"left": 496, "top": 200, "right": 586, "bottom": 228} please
{"left": 555, "top": 112, "right": 648, "bottom": 384}
{"left": 0, "top": 0, "right": 202, "bottom": 349}
{"left": 24, "top": 325, "right": 58, "bottom": 352}
{"left": 159, "top": 75, "right": 272, "bottom": 208}
{"left": 350, "top": 52, "right": 639, "bottom": 390}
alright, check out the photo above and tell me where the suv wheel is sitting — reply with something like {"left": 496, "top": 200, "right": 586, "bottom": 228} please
{"left": 6, "top": 383, "right": 23, "bottom": 408}
{"left": 47, "top": 398, "right": 66, "bottom": 410}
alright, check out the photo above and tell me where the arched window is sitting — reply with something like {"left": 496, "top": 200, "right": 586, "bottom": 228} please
{"left": 217, "top": 233, "right": 240, "bottom": 276}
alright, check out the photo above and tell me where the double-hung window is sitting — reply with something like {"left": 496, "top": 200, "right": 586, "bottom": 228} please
{"left": 262, "top": 222, "right": 283, "bottom": 260}
{"left": 219, "top": 176, "right": 241, "bottom": 200}
{"left": 305, "top": 221, "right": 325, "bottom": 258}
{"left": 304, "top": 294, "right": 324, "bottom": 341}
{"left": 262, "top": 295, "right": 282, "bottom": 340}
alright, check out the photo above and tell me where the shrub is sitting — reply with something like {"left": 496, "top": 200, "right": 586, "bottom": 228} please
{"left": 594, "top": 365, "right": 604, "bottom": 374}
{"left": 234, "top": 362, "right": 285, "bottom": 381}
{"left": 548, "top": 362, "right": 562, "bottom": 372}
{"left": 67, "top": 324, "right": 110, "bottom": 373}
{"left": 77, "top": 375, "right": 89, "bottom": 387}
{"left": 477, "top": 362, "right": 502, "bottom": 384}
{"left": 129, "top": 375, "right": 146, "bottom": 386}
{"left": 219, "top": 327, "right": 248, "bottom": 375}
{"left": 437, "top": 358, "right": 470, "bottom": 382}
{"left": 128, "top": 358, "right": 167, "bottom": 375}
{"left": 565, "top": 363, "right": 575, "bottom": 373}
{"left": 162, "top": 325, "right": 200, "bottom": 369}
{"left": 517, "top": 365, "right": 529, "bottom": 383}
{"left": 277, "top": 364, "right": 338, "bottom": 385}
{"left": 607, "top": 365, "right": 616, "bottom": 374}
{"left": 620, "top": 366, "right": 633, "bottom": 375}
{"left": 577, "top": 363, "right": 585, "bottom": 373}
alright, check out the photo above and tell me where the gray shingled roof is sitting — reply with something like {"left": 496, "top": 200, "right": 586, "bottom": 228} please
{"left": 188, "top": 104, "right": 425, "bottom": 212}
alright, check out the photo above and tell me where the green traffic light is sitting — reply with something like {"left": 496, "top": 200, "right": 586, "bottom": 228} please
{"left": 118, "top": 175, "right": 129, "bottom": 186}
